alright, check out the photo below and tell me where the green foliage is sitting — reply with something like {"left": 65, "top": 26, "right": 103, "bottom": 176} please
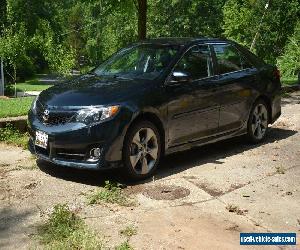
{"left": 223, "top": 0, "right": 300, "bottom": 63}
{"left": 32, "top": 20, "right": 76, "bottom": 75}
{"left": 0, "top": 97, "right": 34, "bottom": 118}
{"left": 120, "top": 226, "right": 137, "bottom": 238}
{"left": 115, "top": 241, "right": 134, "bottom": 250}
{"left": 148, "top": 0, "right": 226, "bottom": 38}
{"left": 281, "top": 77, "right": 298, "bottom": 86}
{"left": 88, "top": 181, "right": 134, "bottom": 206}
{"left": 1, "top": 0, "right": 300, "bottom": 82}
{"left": 0, "top": 23, "right": 29, "bottom": 82}
{"left": 38, "top": 204, "right": 83, "bottom": 244}
{"left": 0, "top": 123, "right": 29, "bottom": 148}
{"left": 277, "top": 22, "right": 300, "bottom": 78}
{"left": 37, "top": 204, "right": 102, "bottom": 250}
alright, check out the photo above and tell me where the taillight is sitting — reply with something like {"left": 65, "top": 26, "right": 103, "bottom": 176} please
{"left": 274, "top": 68, "right": 281, "bottom": 82}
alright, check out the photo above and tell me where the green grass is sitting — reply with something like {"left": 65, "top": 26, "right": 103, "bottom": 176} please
{"left": 0, "top": 124, "right": 29, "bottom": 148}
{"left": 120, "top": 226, "right": 137, "bottom": 238}
{"left": 16, "top": 79, "right": 53, "bottom": 92}
{"left": 37, "top": 204, "right": 102, "bottom": 250}
{"left": 115, "top": 241, "right": 134, "bottom": 250}
{"left": 0, "top": 97, "right": 34, "bottom": 118}
{"left": 88, "top": 181, "right": 135, "bottom": 207}
{"left": 281, "top": 77, "right": 298, "bottom": 86}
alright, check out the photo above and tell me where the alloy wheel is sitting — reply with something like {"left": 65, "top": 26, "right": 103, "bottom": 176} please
{"left": 251, "top": 104, "right": 268, "bottom": 140}
{"left": 129, "top": 127, "right": 159, "bottom": 175}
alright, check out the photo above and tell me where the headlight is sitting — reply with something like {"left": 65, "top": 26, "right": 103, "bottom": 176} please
{"left": 75, "top": 106, "right": 120, "bottom": 124}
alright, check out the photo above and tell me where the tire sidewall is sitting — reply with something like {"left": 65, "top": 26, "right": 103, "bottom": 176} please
{"left": 123, "top": 120, "right": 161, "bottom": 180}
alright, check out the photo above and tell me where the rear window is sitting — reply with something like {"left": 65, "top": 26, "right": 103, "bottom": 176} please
{"left": 234, "top": 43, "right": 266, "bottom": 68}
{"left": 212, "top": 44, "right": 244, "bottom": 74}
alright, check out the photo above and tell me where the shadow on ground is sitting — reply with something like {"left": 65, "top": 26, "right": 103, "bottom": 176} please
{"left": 0, "top": 207, "right": 34, "bottom": 249}
{"left": 37, "top": 127, "right": 297, "bottom": 187}
{"left": 282, "top": 92, "right": 300, "bottom": 105}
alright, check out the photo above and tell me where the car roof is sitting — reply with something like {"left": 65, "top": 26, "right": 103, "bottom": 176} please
{"left": 140, "top": 37, "right": 228, "bottom": 46}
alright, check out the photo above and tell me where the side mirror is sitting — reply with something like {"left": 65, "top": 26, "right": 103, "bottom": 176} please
{"left": 169, "top": 71, "right": 191, "bottom": 84}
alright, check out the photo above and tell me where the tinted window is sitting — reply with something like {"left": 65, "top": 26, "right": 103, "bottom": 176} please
{"left": 241, "top": 55, "right": 254, "bottom": 69}
{"left": 94, "top": 44, "right": 179, "bottom": 80}
{"left": 213, "top": 44, "right": 244, "bottom": 74}
{"left": 174, "top": 45, "right": 212, "bottom": 80}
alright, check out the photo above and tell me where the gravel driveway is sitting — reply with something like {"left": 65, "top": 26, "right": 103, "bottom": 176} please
{"left": 1, "top": 92, "right": 300, "bottom": 250}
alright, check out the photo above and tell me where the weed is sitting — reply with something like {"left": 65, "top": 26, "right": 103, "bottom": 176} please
{"left": 120, "top": 226, "right": 137, "bottom": 238}
{"left": 0, "top": 124, "right": 28, "bottom": 148}
{"left": 226, "top": 204, "right": 247, "bottom": 215}
{"left": 14, "top": 164, "right": 38, "bottom": 171}
{"left": 37, "top": 204, "right": 102, "bottom": 249}
{"left": 276, "top": 166, "right": 286, "bottom": 174}
{"left": 88, "top": 181, "right": 135, "bottom": 207}
{"left": 115, "top": 241, "right": 134, "bottom": 250}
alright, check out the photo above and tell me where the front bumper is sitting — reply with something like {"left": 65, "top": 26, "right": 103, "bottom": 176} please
{"left": 28, "top": 111, "right": 130, "bottom": 170}
{"left": 28, "top": 138, "right": 113, "bottom": 170}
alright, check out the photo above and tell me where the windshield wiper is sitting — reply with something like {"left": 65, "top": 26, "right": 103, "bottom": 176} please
{"left": 87, "top": 71, "right": 98, "bottom": 76}
{"left": 111, "top": 74, "right": 133, "bottom": 80}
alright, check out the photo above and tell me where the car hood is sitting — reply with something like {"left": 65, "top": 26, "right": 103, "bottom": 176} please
{"left": 38, "top": 74, "right": 152, "bottom": 107}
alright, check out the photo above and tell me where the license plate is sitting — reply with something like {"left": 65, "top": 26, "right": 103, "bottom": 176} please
{"left": 35, "top": 131, "right": 48, "bottom": 149}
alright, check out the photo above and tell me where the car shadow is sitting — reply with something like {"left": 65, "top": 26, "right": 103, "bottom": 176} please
{"left": 0, "top": 207, "right": 34, "bottom": 249}
{"left": 155, "top": 127, "right": 297, "bottom": 181}
{"left": 37, "top": 127, "right": 297, "bottom": 187}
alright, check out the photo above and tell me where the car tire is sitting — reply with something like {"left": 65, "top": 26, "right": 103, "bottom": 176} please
{"left": 247, "top": 99, "right": 269, "bottom": 143}
{"left": 123, "top": 120, "right": 161, "bottom": 181}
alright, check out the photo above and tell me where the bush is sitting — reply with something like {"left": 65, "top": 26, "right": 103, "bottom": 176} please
{"left": 278, "top": 22, "right": 300, "bottom": 78}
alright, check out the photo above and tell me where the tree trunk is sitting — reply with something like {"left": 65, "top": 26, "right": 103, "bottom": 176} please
{"left": 13, "top": 64, "right": 17, "bottom": 97}
{"left": 137, "top": 0, "right": 147, "bottom": 40}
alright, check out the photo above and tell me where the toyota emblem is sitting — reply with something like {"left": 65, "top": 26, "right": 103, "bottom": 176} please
{"left": 43, "top": 109, "right": 50, "bottom": 122}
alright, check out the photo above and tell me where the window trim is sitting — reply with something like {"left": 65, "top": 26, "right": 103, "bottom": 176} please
{"left": 208, "top": 42, "right": 255, "bottom": 76}
{"left": 166, "top": 44, "right": 215, "bottom": 84}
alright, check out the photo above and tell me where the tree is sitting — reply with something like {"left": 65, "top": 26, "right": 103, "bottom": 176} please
{"left": 135, "top": 0, "right": 147, "bottom": 40}
{"left": 32, "top": 20, "right": 76, "bottom": 75}
{"left": 277, "top": 22, "right": 300, "bottom": 77}
{"left": 148, "top": 0, "right": 226, "bottom": 38}
{"left": 223, "top": 0, "right": 300, "bottom": 63}
{"left": 0, "top": 24, "right": 28, "bottom": 95}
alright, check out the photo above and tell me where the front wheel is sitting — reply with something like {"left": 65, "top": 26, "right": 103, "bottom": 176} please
{"left": 247, "top": 100, "right": 269, "bottom": 143}
{"left": 123, "top": 121, "right": 161, "bottom": 180}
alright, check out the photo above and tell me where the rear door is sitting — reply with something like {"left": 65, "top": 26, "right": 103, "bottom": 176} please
{"left": 166, "top": 44, "right": 220, "bottom": 146}
{"left": 210, "top": 43, "right": 257, "bottom": 133}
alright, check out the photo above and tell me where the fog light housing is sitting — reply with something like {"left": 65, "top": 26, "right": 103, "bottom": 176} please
{"left": 88, "top": 148, "right": 102, "bottom": 162}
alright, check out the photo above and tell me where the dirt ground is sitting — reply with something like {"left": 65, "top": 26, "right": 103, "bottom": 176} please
{"left": 1, "top": 92, "right": 300, "bottom": 250}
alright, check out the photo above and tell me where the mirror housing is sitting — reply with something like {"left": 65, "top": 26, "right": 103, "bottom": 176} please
{"left": 169, "top": 71, "right": 191, "bottom": 84}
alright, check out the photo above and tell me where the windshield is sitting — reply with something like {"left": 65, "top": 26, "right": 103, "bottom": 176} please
{"left": 94, "top": 44, "right": 179, "bottom": 80}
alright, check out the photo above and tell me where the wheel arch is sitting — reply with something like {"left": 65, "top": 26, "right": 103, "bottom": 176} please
{"left": 255, "top": 95, "right": 272, "bottom": 124}
{"left": 124, "top": 112, "right": 166, "bottom": 156}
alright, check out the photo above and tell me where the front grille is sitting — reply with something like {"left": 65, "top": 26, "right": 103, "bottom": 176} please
{"left": 56, "top": 148, "right": 87, "bottom": 161}
{"left": 36, "top": 101, "right": 76, "bottom": 126}
{"left": 35, "top": 145, "right": 49, "bottom": 157}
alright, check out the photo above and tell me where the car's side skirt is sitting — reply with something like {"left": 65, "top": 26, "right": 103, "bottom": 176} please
{"left": 165, "top": 126, "right": 247, "bottom": 155}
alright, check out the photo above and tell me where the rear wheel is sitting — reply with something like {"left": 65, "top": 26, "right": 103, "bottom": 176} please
{"left": 247, "top": 100, "right": 269, "bottom": 143}
{"left": 123, "top": 121, "right": 161, "bottom": 180}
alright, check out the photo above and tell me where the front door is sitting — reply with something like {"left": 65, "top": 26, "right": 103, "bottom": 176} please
{"left": 166, "top": 44, "right": 220, "bottom": 146}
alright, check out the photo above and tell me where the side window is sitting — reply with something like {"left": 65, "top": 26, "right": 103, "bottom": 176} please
{"left": 174, "top": 45, "right": 212, "bottom": 80}
{"left": 213, "top": 44, "right": 243, "bottom": 74}
{"left": 241, "top": 55, "right": 254, "bottom": 69}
